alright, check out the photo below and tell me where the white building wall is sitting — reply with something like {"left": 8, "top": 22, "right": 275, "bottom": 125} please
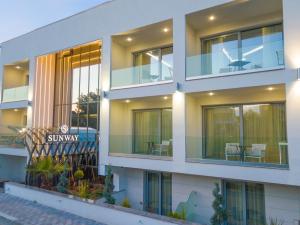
{"left": 265, "top": 184, "right": 300, "bottom": 225}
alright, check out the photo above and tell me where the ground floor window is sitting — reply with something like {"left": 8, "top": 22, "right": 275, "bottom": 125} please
{"left": 144, "top": 172, "right": 172, "bottom": 216}
{"left": 224, "top": 181, "right": 265, "bottom": 225}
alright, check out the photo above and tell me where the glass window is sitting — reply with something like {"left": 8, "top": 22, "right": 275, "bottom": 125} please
{"left": 145, "top": 172, "right": 172, "bottom": 216}
{"left": 72, "top": 68, "right": 80, "bottom": 104}
{"left": 225, "top": 181, "right": 266, "bottom": 225}
{"left": 204, "top": 106, "right": 240, "bottom": 160}
{"left": 202, "top": 34, "right": 239, "bottom": 75}
{"left": 133, "top": 109, "right": 172, "bottom": 156}
{"left": 203, "top": 103, "right": 287, "bottom": 165}
{"left": 133, "top": 46, "right": 173, "bottom": 83}
{"left": 201, "top": 24, "right": 283, "bottom": 75}
{"left": 161, "top": 47, "right": 173, "bottom": 80}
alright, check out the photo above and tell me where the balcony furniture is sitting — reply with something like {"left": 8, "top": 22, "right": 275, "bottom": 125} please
{"left": 152, "top": 140, "right": 171, "bottom": 156}
{"left": 228, "top": 60, "right": 250, "bottom": 71}
{"left": 225, "top": 143, "right": 241, "bottom": 160}
{"left": 245, "top": 144, "right": 266, "bottom": 163}
{"left": 278, "top": 142, "right": 288, "bottom": 164}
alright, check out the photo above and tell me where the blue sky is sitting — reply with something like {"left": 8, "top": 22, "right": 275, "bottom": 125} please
{"left": 0, "top": 0, "right": 109, "bottom": 43}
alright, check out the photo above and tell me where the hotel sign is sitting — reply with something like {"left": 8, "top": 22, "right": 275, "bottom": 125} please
{"left": 46, "top": 125, "right": 79, "bottom": 143}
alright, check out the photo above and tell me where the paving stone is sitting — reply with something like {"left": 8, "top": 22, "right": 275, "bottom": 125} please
{"left": 0, "top": 193, "right": 106, "bottom": 225}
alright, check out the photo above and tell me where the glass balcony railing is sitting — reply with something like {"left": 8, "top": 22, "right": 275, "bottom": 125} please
{"left": 0, "top": 125, "right": 26, "bottom": 148}
{"left": 111, "top": 63, "right": 173, "bottom": 88}
{"left": 186, "top": 40, "right": 284, "bottom": 78}
{"left": 2, "top": 86, "right": 29, "bottom": 103}
{"left": 110, "top": 135, "right": 173, "bottom": 157}
{"left": 186, "top": 136, "right": 288, "bottom": 167}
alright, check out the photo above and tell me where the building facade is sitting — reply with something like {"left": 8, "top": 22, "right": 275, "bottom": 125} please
{"left": 0, "top": 0, "right": 300, "bottom": 224}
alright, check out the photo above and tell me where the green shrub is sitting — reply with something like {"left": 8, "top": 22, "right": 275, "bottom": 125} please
{"left": 78, "top": 180, "right": 89, "bottom": 199}
{"left": 121, "top": 198, "right": 131, "bottom": 208}
{"left": 74, "top": 169, "right": 84, "bottom": 181}
{"left": 103, "top": 166, "right": 115, "bottom": 204}
{"left": 56, "top": 162, "right": 69, "bottom": 193}
{"left": 211, "top": 183, "right": 227, "bottom": 225}
{"left": 168, "top": 208, "right": 186, "bottom": 220}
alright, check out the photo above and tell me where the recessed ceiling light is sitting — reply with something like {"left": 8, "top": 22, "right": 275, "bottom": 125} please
{"left": 14, "top": 109, "right": 19, "bottom": 112}
{"left": 163, "top": 28, "right": 169, "bottom": 33}
{"left": 163, "top": 96, "right": 168, "bottom": 100}
{"left": 267, "top": 87, "right": 274, "bottom": 91}
{"left": 126, "top": 37, "right": 133, "bottom": 42}
{"left": 125, "top": 99, "right": 131, "bottom": 103}
{"left": 15, "top": 66, "right": 22, "bottom": 70}
{"left": 208, "top": 92, "right": 215, "bottom": 96}
{"left": 209, "top": 15, "right": 215, "bottom": 21}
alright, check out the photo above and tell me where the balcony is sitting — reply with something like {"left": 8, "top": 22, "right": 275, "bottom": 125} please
{"left": 2, "top": 86, "right": 28, "bottom": 103}
{"left": 2, "top": 60, "right": 29, "bottom": 103}
{"left": 109, "top": 96, "right": 173, "bottom": 158}
{"left": 186, "top": 85, "right": 288, "bottom": 168}
{"left": 0, "top": 108, "right": 27, "bottom": 149}
{"left": 111, "top": 19, "right": 173, "bottom": 89}
{"left": 186, "top": 0, "right": 284, "bottom": 79}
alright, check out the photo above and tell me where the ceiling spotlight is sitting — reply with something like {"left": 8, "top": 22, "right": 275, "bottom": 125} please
{"left": 163, "top": 96, "right": 168, "bottom": 100}
{"left": 125, "top": 99, "right": 131, "bottom": 103}
{"left": 15, "top": 66, "right": 22, "bottom": 70}
{"left": 208, "top": 92, "right": 215, "bottom": 96}
{"left": 14, "top": 109, "right": 19, "bottom": 112}
{"left": 126, "top": 37, "right": 133, "bottom": 42}
{"left": 267, "top": 87, "right": 274, "bottom": 91}
{"left": 209, "top": 15, "right": 215, "bottom": 21}
{"left": 163, "top": 28, "right": 169, "bottom": 33}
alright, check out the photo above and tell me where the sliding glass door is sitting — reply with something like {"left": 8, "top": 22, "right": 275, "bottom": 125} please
{"left": 201, "top": 24, "right": 283, "bottom": 75}
{"left": 144, "top": 172, "right": 172, "bottom": 216}
{"left": 133, "top": 109, "right": 172, "bottom": 156}
{"left": 225, "top": 181, "right": 265, "bottom": 225}
{"left": 203, "top": 103, "right": 287, "bottom": 165}
{"left": 133, "top": 46, "right": 173, "bottom": 84}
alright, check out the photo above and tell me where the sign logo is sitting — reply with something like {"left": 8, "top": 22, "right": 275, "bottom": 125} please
{"left": 46, "top": 125, "right": 79, "bottom": 143}
{"left": 60, "top": 124, "right": 69, "bottom": 134}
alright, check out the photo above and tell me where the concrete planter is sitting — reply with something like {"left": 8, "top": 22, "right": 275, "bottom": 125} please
{"left": 4, "top": 182, "right": 199, "bottom": 225}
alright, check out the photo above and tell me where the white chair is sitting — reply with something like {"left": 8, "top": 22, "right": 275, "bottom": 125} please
{"left": 225, "top": 143, "right": 241, "bottom": 160}
{"left": 245, "top": 144, "right": 266, "bottom": 162}
{"left": 278, "top": 142, "right": 288, "bottom": 164}
{"left": 152, "top": 140, "right": 171, "bottom": 156}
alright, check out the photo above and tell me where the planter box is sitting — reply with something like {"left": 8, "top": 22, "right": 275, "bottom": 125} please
{"left": 4, "top": 182, "right": 198, "bottom": 225}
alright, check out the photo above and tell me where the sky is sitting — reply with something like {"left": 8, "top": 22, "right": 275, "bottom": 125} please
{"left": 0, "top": 0, "right": 109, "bottom": 43}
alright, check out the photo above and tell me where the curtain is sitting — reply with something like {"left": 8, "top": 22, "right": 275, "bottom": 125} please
{"left": 134, "top": 110, "right": 160, "bottom": 154}
{"left": 204, "top": 106, "right": 240, "bottom": 159}
{"left": 147, "top": 173, "right": 160, "bottom": 214}
{"left": 226, "top": 182, "right": 244, "bottom": 225}
{"left": 243, "top": 103, "right": 286, "bottom": 163}
{"left": 161, "top": 173, "right": 172, "bottom": 216}
{"left": 246, "top": 183, "right": 266, "bottom": 225}
{"left": 162, "top": 109, "right": 172, "bottom": 142}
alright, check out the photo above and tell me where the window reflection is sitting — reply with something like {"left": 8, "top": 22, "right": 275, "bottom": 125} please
{"left": 54, "top": 42, "right": 101, "bottom": 137}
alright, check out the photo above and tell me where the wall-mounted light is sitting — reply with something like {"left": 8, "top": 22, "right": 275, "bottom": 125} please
{"left": 176, "top": 82, "right": 182, "bottom": 92}
{"left": 102, "top": 91, "right": 108, "bottom": 98}
{"left": 297, "top": 68, "right": 300, "bottom": 80}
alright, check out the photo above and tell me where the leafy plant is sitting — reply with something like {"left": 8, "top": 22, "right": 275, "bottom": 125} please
{"left": 121, "top": 198, "right": 131, "bottom": 208}
{"left": 56, "top": 162, "right": 69, "bottom": 193}
{"left": 168, "top": 209, "right": 186, "bottom": 220}
{"left": 74, "top": 169, "right": 84, "bottom": 181}
{"left": 103, "top": 166, "right": 115, "bottom": 204}
{"left": 269, "top": 218, "right": 284, "bottom": 225}
{"left": 27, "top": 157, "right": 64, "bottom": 188}
{"left": 211, "top": 183, "right": 227, "bottom": 225}
{"left": 78, "top": 180, "right": 90, "bottom": 199}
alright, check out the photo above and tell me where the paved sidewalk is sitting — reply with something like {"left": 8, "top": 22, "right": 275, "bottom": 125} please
{"left": 0, "top": 193, "right": 106, "bottom": 225}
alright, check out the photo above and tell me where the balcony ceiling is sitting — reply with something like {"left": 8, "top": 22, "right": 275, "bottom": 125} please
{"left": 112, "top": 19, "right": 173, "bottom": 47}
{"left": 187, "top": 0, "right": 283, "bottom": 31}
